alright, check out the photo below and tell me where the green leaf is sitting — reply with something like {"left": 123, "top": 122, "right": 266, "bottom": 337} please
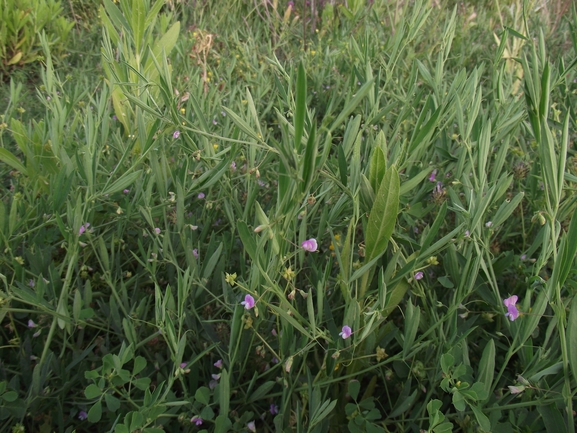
{"left": 300, "top": 123, "right": 317, "bottom": 195}
{"left": 105, "top": 393, "right": 121, "bottom": 412}
{"left": 133, "top": 356, "right": 146, "bottom": 376}
{"left": 195, "top": 386, "right": 210, "bottom": 405}
{"left": 294, "top": 62, "right": 306, "bottom": 153}
{"left": 214, "top": 415, "right": 232, "bottom": 433}
{"left": 248, "top": 381, "right": 275, "bottom": 403}
{"left": 365, "top": 166, "right": 400, "bottom": 262}
{"left": 567, "top": 298, "right": 577, "bottom": 384}
{"left": 0, "top": 148, "right": 27, "bottom": 175}
{"left": 329, "top": 79, "right": 374, "bottom": 132}
{"left": 469, "top": 404, "right": 491, "bottom": 432}
{"left": 369, "top": 147, "right": 386, "bottom": 194}
{"left": 84, "top": 384, "right": 102, "bottom": 399}
{"left": 348, "top": 380, "right": 361, "bottom": 401}
{"left": 88, "top": 400, "right": 102, "bottom": 423}
{"left": 441, "top": 353, "right": 454, "bottom": 375}
{"left": 1, "top": 390, "right": 18, "bottom": 402}
{"left": 477, "top": 340, "right": 495, "bottom": 400}
{"left": 403, "top": 301, "right": 421, "bottom": 358}
{"left": 102, "top": 170, "right": 142, "bottom": 196}
{"left": 452, "top": 391, "right": 466, "bottom": 412}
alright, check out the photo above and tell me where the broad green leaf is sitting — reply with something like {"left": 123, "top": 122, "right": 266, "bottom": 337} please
{"left": 195, "top": 386, "right": 210, "bottom": 405}
{"left": 214, "top": 415, "right": 232, "bottom": 433}
{"left": 88, "top": 400, "right": 102, "bottom": 423}
{"left": 365, "top": 166, "right": 400, "bottom": 262}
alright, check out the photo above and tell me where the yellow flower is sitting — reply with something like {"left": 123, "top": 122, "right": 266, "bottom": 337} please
{"left": 282, "top": 267, "right": 295, "bottom": 281}
{"left": 180, "top": 108, "right": 186, "bottom": 114}
{"left": 15, "top": 256, "right": 24, "bottom": 265}
{"left": 225, "top": 272, "right": 237, "bottom": 286}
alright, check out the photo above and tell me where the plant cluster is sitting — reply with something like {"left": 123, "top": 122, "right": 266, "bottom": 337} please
{"left": 1, "top": 0, "right": 577, "bottom": 432}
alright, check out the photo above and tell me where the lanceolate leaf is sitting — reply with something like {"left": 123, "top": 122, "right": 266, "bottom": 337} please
{"left": 365, "top": 166, "right": 400, "bottom": 262}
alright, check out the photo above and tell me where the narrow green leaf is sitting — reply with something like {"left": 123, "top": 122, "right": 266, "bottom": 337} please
{"left": 329, "top": 79, "right": 374, "bottom": 132}
{"left": 477, "top": 340, "right": 495, "bottom": 400}
{"left": 294, "top": 62, "right": 306, "bottom": 153}
{"left": 567, "top": 298, "right": 577, "bottom": 385}
{"left": 0, "top": 148, "right": 27, "bottom": 175}
{"left": 102, "top": 170, "right": 142, "bottom": 196}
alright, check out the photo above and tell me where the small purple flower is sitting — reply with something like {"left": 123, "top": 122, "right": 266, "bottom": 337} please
{"left": 221, "top": 111, "right": 226, "bottom": 117}
{"left": 28, "top": 279, "right": 35, "bottom": 287}
{"left": 485, "top": 221, "right": 493, "bottom": 228}
{"left": 301, "top": 238, "right": 318, "bottom": 252}
{"left": 271, "top": 328, "right": 277, "bottom": 337}
{"left": 241, "top": 294, "right": 256, "bottom": 310}
{"left": 270, "top": 404, "right": 279, "bottom": 415}
{"left": 211, "top": 373, "right": 221, "bottom": 381}
{"left": 504, "top": 295, "right": 520, "bottom": 321}
{"left": 520, "top": 254, "right": 527, "bottom": 261}
{"left": 154, "top": 228, "right": 161, "bottom": 235}
{"left": 78, "top": 410, "right": 88, "bottom": 421}
{"left": 212, "top": 119, "right": 218, "bottom": 125}
{"left": 428, "top": 169, "right": 437, "bottom": 182}
{"left": 414, "top": 271, "right": 424, "bottom": 281}
{"left": 191, "top": 416, "right": 203, "bottom": 426}
{"left": 78, "top": 223, "right": 90, "bottom": 236}
{"left": 339, "top": 325, "right": 352, "bottom": 339}
{"left": 192, "top": 248, "right": 199, "bottom": 259}
{"left": 258, "top": 179, "right": 266, "bottom": 187}
{"left": 197, "top": 192, "right": 205, "bottom": 199}
{"left": 112, "top": 115, "right": 117, "bottom": 121}
{"left": 288, "top": 1, "right": 294, "bottom": 7}
{"left": 123, "top": 189, "right": 130, "bottom": 194}
{"left": 214, "top": 359, "right": 223, "bottom": 369}
{"left": 231, "top": 161, "right": 237, "bottom": 171}
{"left": 247, "top": 421, "right": 256, "bottom": 433}
{"left": 180, "top": 362, "right": 187, "bottom": 369}
{"left": 28, "top": 319, "right": 37, "bottom": 328}
{"left": 173, "top": 130, "right": 180, "bottom": 139}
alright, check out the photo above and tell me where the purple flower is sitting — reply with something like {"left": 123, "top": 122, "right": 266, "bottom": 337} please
{"left": 414, "top": 271, "right": 424, "bottom": 280}
{"left": 112, "top": 115, "right": 117, "bottom": 121}
{"left": 301, "top": 238, "right": 318, "bottom": 252}
{"left": 154, "top": 228, "right": 161, "bottom": 235}
{"left": 214, "top": 359, "right": 223, "bottom": 369}
{"left": 270, "top": 404, "right": 279, "bottom": 415}
{"left": 28, "top": 279, "right": 35, "bottom": 287}
{"left": 504, "top": 295, "right": 520, "bottom": 321}
{"left": 27, "top": 319, "right": 37, "bottom": 328}
{"left": 339, "top": 325, "right": 352, "bottom": 339}
{"left": 428, "top": 169, "right": 437, "bottom": 182}
{"left": 241, "top": 294, "right": 255, "bottom": 310}
{"left": 231, "top": 161, "right": 237, "bottom": 171}
{"left": 192, "top": 248, "right": 199, "bottom": 259}
{"left": 78, "top": 410, "right": 88, "bottom": 420}
{"left": 212, "top": 119, "right": 218, "bottom": 125}
{"left": 197, "top": 192, "right": 205, "bottom": 199}
{"left": 180, "top": 362, "right": 187, "bottom": 368}
{"left": 123, "top": 189, "right": 130, "bottom": 194}
{"left": 191, "top": 416, "right": 203, "bottom": 426}
{"left": 485, "top": 221, "right": 493, "bottom": 228}
{"left": 508, "top": 385, "right": 525, "bottom": 394}
{"left": 78, "top": 223, "right": 90, "bottom": 236}
{"left": 520, "top": 254, "right": 527, "bottom": 261}
{"left": 211, "top": 373, "right": 221, "bottom": 381}
{"left": 247, "top": 421, "right": 256, "bottom": 432}
{"left": 173, "top": 130, "right": 180, "bottom": 139}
